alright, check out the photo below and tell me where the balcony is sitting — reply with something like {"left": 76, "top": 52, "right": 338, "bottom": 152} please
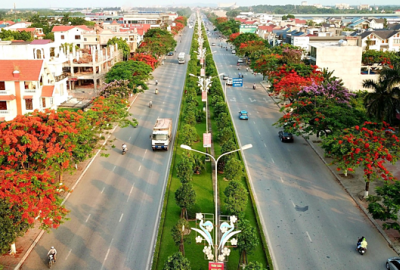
{"left": 24, "top": 88, "right": 37, "bottom": 93}
{"left": 55, "top": 73, "right": 68, "bottom": 82}
{"left": 0, "top": 110, "right": 10, "bottom": 114}
{"left": 0, "top": 90, "right": 11, "bottom": 95}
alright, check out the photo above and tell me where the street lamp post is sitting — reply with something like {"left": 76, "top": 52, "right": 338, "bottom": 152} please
{"left": 180, "top": 144, "right": 253, "bottom": 262}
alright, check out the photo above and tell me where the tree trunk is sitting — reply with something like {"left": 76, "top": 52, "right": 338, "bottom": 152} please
{"left": 10, "top": 243, "right": 16, "bottom": 255}
{"left": 364, "top": 180, "right": 370, "bottom": 198}
{"left": 58, "top": 170, "right": 63, "bottom": 184}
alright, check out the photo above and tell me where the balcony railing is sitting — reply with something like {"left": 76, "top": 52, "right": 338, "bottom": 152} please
{"left": 0, "top": 110, "right": 10, "bottom": 114}
{"left": 24, "top": 88, "right": 37, "bottom": 93}
{"left": 0, "top": 90, "right": 11, "bottom": 95}
{"left": 55, "top": 73, "right": 68, "bottom": 82}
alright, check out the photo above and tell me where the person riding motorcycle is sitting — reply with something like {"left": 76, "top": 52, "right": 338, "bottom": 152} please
{"left": 155, "top": 80, "right": 158, "bottom": 85}
{"left": 357, "top": 236, "right": 367, "bottom": 250}
{"left": 48, "top": 246, "right": 57, "bottom": 262}
{"left": 155, "top": 88, "right": 158, "bottom": 94}
{"left": 253, "top": 83, "right": 256, "bottom": 90}
{"left": 149, "top": 100, "right": 152, "bottom": 108}
{"left": 122, "top": 143, "right": 127, "bottom": 153}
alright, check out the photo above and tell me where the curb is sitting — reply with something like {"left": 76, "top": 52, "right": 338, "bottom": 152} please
{"left": 14, "top": 93, "right": 141, "bottom": 270}
{"left": 259, "top": 81, "right": 399, "bottom": 255}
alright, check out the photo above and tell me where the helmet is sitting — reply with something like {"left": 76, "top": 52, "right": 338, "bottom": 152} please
{"left": 51, "top": 246, "right": 54, "bottom": 249}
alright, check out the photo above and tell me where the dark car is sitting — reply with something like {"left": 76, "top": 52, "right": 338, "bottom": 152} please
{"left": 387, "top": 257, "right": 400, "bottom": 270}
{"left": 222, "top": 74, "right": 229, "bottom": 80}
{"left": 278, "top": 131, "right": 293, "bottom": 142}
{"left": 167, "top": 51, "right": 174, "bottom": 56}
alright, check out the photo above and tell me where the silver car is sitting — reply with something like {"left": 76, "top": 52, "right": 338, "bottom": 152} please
{"left": 387, "top": 257, "right": 400, "bottom": 270}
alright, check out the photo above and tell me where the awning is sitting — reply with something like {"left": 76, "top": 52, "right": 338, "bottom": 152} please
{"left": 0, "top": 95, "right": 16, "bottom": 101}
{"left": 23, "top": 95, "right": 33, "bottom": 99}
{"left": 0, "top": 117, "right": 5, "bottom": 121}
{"left": 41, "top": 85, "right": 55, "bottom": 97}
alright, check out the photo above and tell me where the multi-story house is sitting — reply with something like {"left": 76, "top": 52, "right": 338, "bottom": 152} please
{"left": 52, "top": 25, "right": 92, "bottom": 48}
{"left": 360, "top": 30, "right": 400, "bottom": 52}
{"left": 0, "top": 60, "right": 68, "bottom": 121}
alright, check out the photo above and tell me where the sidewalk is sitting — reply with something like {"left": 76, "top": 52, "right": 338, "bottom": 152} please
{"left": 260, "top": 81, "right": 400, "bottom": 254}
{"left": 0, "top": 94, "right": 138, "bottom": 270}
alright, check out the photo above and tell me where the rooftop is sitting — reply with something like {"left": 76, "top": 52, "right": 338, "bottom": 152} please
{"left": 0, "top": 60, "right": 44, "bottom": 81}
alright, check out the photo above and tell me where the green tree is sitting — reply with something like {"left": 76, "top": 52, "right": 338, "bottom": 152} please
{"left": 107, "top": 37, "right": 130, "bottom": 60}
{"left": 105, "top": 60, "right": 153, "bottom": 93}
{"left": 245, "top": 261, "right": 267, "bottom": 270}
{"left": 175, "top": 183, "right": 196, "bottom": 219}
{"left": 368, "top": 181, "right": 400, "bottom": 233}
{"left": 236, "top": 219, "right": 260, "bottom": 266}
{"left": 0, "top": 200, "right": 31, "bottom": 255}
{"left": 163, "top": 252, "right": 191, "bottom": 270}
{"left": 218, "top": 126, "right": 233, "bottom": 144}
{"left": 224, "top": 158, "right": 243, "bottom": 181}
{"left": 176, "top": 155, "right": 194, "bottom": 183}
{"left": 180, "top": 124, "right": 198, "bottom": 146}
{"left": 192, "top": 154, "right": 206, "bottom": 174}
{"left": 171, "top": 218, "right": 191, "bottom": 256}
{"left": 224, "top": 180, "right": 248, "bottom": 215}
{"left": 363, "top": 76, "right": 400, "bottom": 123}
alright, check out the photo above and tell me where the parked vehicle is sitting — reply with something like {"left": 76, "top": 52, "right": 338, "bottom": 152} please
{"left": 386, "top": 257, "right": 400, "bottom": 269}
{"left": 278, "top": 131, "right": 293, "bottom": 142}
{"left": 239, "top": 110, "right": 249, "bottom": 120}
{"left": 178, "top": 52, "right": 185, "bottom": 64}
{"left": 151, "top": 118, "right": 173, "bottom": 151}
{"left": 223, "top": 74, "right": 229, "bottom": 80}
{"left": 167, "top": 51, "right": 174, "bottom": 56}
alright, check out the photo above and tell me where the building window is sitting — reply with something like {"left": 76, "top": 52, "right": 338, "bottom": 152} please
{"left": 75, "top": 35, "right": 81, "bottom": 40}
{"left": 25, "top": 99, "right": 33, "bottom": 110}
{"left": 50, "top": 47, "right": 55, "bottom": 57}
{"left": 0, "top": 81, "right": 5, "bottom": 90}
{"left": 61, "top": 35, "right": 65, "bottom": 40}
{"left": 96, "top": 38, "right": 98, "bottom": 41}
{"left": 24, "top": 81, "right": 37, "bottom": 89}
{"left": 84, "top": 38, "right": 87, "bottom": 41}
{"left": 394, "top": 39, "right": 400, "bottom": 44}
{"left": 42, "top": 98, "right": 46, "bottom": 108}
{"left": 310, "top": 47, "right": 317, "bottom": 58}
{"left": 0, "top": 101, "right": 7, "bottom": 110}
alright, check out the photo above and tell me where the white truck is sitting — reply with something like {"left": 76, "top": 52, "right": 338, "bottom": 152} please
{"left": 151, "top": 118, "right": 173, "bottom": 151}
{"left": 178, "top": 52, "right": 185, "bottom": 64}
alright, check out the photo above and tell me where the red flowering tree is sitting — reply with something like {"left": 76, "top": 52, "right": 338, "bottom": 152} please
{"left": 216, "top": 17, "right": 228, "bottom": 24}
{"left": 252, "top": 54, "right": 282, "bottom": 80}
{"left": 130, "top": 53, "right": 158, "bottom": 70}
{"left": 237, "top": 40, "right": 268, "bottom": 59}
{"left": 321, "top": 122, "right": 400, "bottom": 197}
{"left": 175, "top": 16, "right": 187, "bottom": 26}
{"left": 229, "top": 32, "right": 240, "bottom": 43}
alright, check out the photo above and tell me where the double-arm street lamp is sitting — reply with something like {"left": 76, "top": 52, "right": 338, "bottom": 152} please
{"left": 180, "top": 144, "right": 253, "bottom": 262}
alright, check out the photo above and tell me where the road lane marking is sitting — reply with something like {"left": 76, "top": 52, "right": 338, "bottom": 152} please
{"left": 280, "top": 177, "right": 283, "bottom": 183}
{"left": 138, "top": 165, "right": 142, "bottom": 171}
{"left": 85, "top": 214, "right": 91, "bottom": 223}
{"left": 258, "top": 130, "right": 260, "bottom": 135}
{"left": 253, "top": 121, "right": 256, "bottom": 124}
{"left": 129, "top": 136, "right": 132, "bottom": 140}
{"left": 104, "top": 248, "right": 110, "bottom": 261}
{"left": 142, "top": 149, "right": 147, "bottom": 161}
{"left": 101, "top": 187, "right": 105, "bottom": 194}
{"left": 271, "top": 158, "right": 275, "bottom": 164}
{"left": 306, "top": 231, "right": 313, "bottom": 242}
{"left": 112, "top": 166, "right": 116, "bottom": 171}
{"left": 291, "top": 201, "right": 295, "bottom": 207}
{"left": 264, "top": 143, "right": 267, "bottom": 147}
{"left": 119, "top": 213, "right": 124, "bottom": 222}
{"left": 65, "top": 249, "right": 72, "bottom": 260}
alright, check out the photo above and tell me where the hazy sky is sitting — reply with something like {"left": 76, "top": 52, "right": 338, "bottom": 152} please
{"left": 1, "top": 0, "right": 399, "bottom": 9}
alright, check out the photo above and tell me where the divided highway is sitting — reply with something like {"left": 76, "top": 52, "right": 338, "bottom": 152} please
{"left": 206, "top": 24, "right": 397, "bottom": 269}
{"left": 21, "top": 26, "right": 194, "bottom": 270}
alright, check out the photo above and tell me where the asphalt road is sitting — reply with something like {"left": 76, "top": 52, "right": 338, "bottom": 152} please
{"left": 21, "top": 26, "right": 194, "bottom": 270}
{"left": 206, "top": 27, "right": 397, "bottom": 269}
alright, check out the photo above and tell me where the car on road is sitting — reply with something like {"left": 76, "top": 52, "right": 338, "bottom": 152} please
{"left": 278, "top": 130, "right": 293, "bottom": 142}
{"left": 226, "top": 78, "right": 233, "bottom": 86}
{"left": 211, "top": 43, "right": 216, "bottom": 46}
{"left": 232, "top": 49, "right": 236, "bottom": 54}
{"left": 237, "top": 58, "right": 244, "bottom": 63}
{"left": 239, "top": 110, "right": 249, "bottom": 120}
{"left": 167, "top": 51, "right": 174, "bottom": 56}
{"left": 387, "top": 257, "right": 400, "bottom": 270}
{"left": 222, "top": 74, "right": 229, "bottom": 80}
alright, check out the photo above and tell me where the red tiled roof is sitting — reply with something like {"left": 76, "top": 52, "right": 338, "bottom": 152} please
{"left": 235, "top": 18, "right": 247, "bottom": 23}
{"left": 0, "top": 60, "right": 43, "bottom": 81}
{"left": 17, "top": 28, "right": 35, "bottom": 32}
{"left": 111, "top": 20, "right": 119, "bottom": 25}
{"left": 258, "top": 25, "right": 276, "bottom": 32}
{"left": 0, "top": 95, "right": 16, "bottom": 101}
{"left": 52, "top": 25, "right": 91, "bottom": 32}
{"left": 0, "top": 20, "right": 14, "bottom": 25}
{"left": 30, "top": 39, "right": 52, "bottom": 44}
{"left": 244, "top": 21, "right": 255, "bottom": 25}
{"left": 41, "top": 85, "right": 55, "bottom": 97}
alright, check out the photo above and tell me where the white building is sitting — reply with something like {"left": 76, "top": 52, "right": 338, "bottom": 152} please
{"left": 360, "top": 30, "right": 400, "bottom": 52}
{"left": 0, "top": 60, "right": 68, "bottom": 121}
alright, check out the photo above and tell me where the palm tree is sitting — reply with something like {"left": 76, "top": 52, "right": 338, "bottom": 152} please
{"left": 362, "top": 77, "right": 400, "bottom": 123}
{"left": 379, "top": 64, "right": 400, "bottom": 90}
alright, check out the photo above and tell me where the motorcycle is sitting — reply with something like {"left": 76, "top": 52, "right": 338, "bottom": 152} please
{"left": 155, "top": 81, "right": 158, "bottom": 85}
{"left": 155, "top": 89, "right": 158, "bottom": 95}
{"left": 253, "top": 84, "right": 256, "bottom": 90}
{"left": 149, "top": 101, "right": 152, "bottom": 108}
{"left": 48, "top": 254, "right": 55, "bottom": 268}
{"left": 356, "top": 237, "right": 367, "bottom": 255}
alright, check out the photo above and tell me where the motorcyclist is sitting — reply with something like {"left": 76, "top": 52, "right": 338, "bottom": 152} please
{"left": 122, "top": 143, "right": 127, "bottom": 152}
{"left": 155, "top": 80, "right": 158, "bottom": 85}
{"left": 246, "top": 67, "right": 249, "bottom": 72}
{"left": 48, "top": 246, "right": 57, "bottom": 262}
{"left": 253, "top": 83, "right": 256, "bottom": 90}
{"left": 357, "top": 236, "right": 367, "bottom": 250}
{"left": 149, "top": 100, "right": 152, "bottom": 108}
{"left": 155, "top": 88, "right": 158, "bottom": 94}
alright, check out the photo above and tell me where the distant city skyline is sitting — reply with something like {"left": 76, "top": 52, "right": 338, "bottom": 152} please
{"left": 1, "top": 0, "right": 400, "bottom": 9}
